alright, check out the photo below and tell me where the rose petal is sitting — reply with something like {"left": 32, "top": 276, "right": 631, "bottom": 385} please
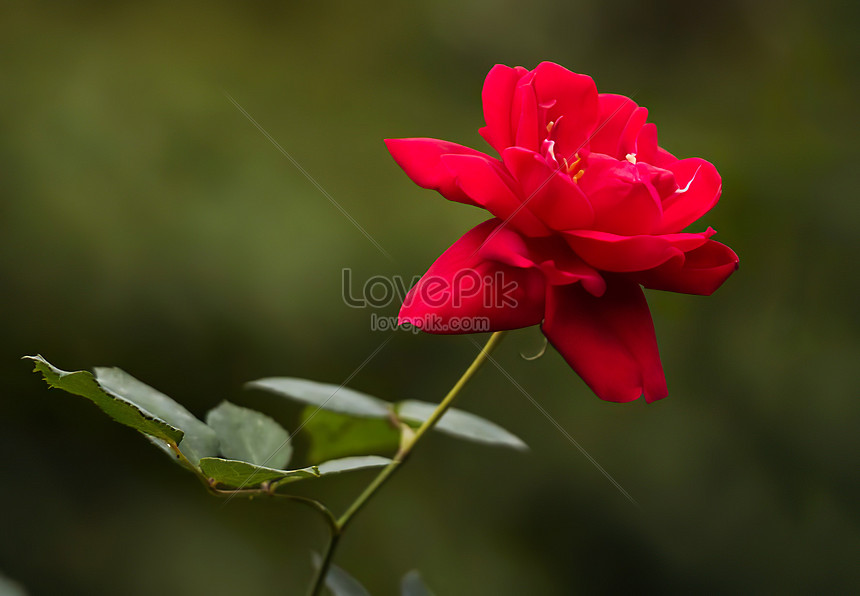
{"left": 399, "top": 219, "right": 546, "bottom": 333}
{"left": 512, "top": 80, "right": 541, "bottom": 152}
{"left": 535, "top": 250, "right": 607, "bottom": 296}
{"left": 634, "top": 160, "right": 677, "bottom": 199}
{"left": 564, "top": 229, "right": 712, "bottom": 272}
{"left": 542, "top": 278, "right": 667, "bottom": 402}
{"left": 577, "top": 153, "right": 663, "bottom": 236}
{"left": 476, "top": 221, "right": 606, "bottom": 295}
{"left": 385, "top": 138, "right": 492, "bottom": 206}
{"left": 618, "top": 106, "right": 649, "bottom": 158}
{"left": 440, "top": 153, "right": 550, "bottom": 237}
{"left": 480, "top": 64, "right": 529, "bottom": 154}
{"left": 658, "top": 157, "right": 722, "bottom": 233}
{"left": 632, "top": 123, "right": 677, "bottom": 170}
{"left": 634, "top": 240, "right": 739, "bottom": 295}
{"left": 502, "top": 147, "right": 594, "bottom": 231}
{"left": 589, "top": 94, "right": 639, "bottom": 158}
{"left": 653, "top": 146, "right": 677, "bottom": 168}
{"left": 531, "top": 62, "right": 599, "bottom": 156}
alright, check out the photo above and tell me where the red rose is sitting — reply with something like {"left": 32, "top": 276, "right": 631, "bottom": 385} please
{"left": 386, "top": 62, "right": 738, "bottom": 403}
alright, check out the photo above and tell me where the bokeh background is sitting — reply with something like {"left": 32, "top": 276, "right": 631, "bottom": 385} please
{"left": 2, "top": 1, "right": 858, "bottom": 594}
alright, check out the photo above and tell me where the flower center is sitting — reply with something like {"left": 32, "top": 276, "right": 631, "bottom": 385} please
{"left": 543, "top": 120, "right": 586, "bottom": 183}
{"left": 562, "top": 154, "right": 585, "bottom": 182}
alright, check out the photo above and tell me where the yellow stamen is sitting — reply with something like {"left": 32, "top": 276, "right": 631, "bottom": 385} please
{"left": 560, "top": 152, "right": 585, "bottom": 183}
{"left": 563, "top": 153, "right": 582, "bottom": 174}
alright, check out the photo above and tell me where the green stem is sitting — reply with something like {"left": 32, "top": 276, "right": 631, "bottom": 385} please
{"left": 308, "top": 331, "right": 506, "bottom": 595}
{"left": 173, "top": 440, "right": 339, "bottom": 538}
{"left": 283, "top": 496, "right": 339, "bottom": 533}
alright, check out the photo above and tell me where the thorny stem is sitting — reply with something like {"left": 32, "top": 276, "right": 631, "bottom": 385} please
{"left": 307, "top": 331, "right": 506, "bottom": 595}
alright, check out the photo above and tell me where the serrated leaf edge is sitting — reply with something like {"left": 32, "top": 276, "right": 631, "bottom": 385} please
{"left": 25, "top": 354, "right": 185, "bottom": 444}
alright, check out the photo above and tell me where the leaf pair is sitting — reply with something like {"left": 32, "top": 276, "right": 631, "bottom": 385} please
{"left": 246, "top": 377, "right": 527, "bottom": 460}
{"left": 26, "top": 356, "right": 390, "bottom": 490}
{"left": 27, "top": 355, "right": 526, "bottom": 493}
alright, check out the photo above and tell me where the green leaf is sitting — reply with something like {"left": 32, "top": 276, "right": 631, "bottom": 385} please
{"left": 93, "top": 366, "right": 219, "bottom": 464}
{"left": 313, "top": 558, "right": 370, "bottom": 596}
{"left": 246, "top": 377, "right": 390, "bottom": 418}
{"left": 396, "top": 400, "right": 527, "bottom": 451}
{"left": 26, "top": 355, "right": 183, "bottom": 446}
{"left": 199, "top": 456, "right": 390, "bottom": 489}
{"left": 401, "top": 570, "right": 435, "bottom": 596}
{"left": 206, "top": 401, "right": 292, "bottom": 469}
{"left": 316, "top": 455, "right": 392, "bottom": 475}
{"left": 301, "top": 406, "right": 400, "bottom": 463}
{"left": 199, "top": 457, "right": 318, "bottom": 488}
{"left": 249, "top": 376, "right": 526, "bottom": 453}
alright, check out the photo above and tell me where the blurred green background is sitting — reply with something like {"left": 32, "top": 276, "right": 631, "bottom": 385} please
{"left": 2, "top": 1, "right": 858, "bottom": 594}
